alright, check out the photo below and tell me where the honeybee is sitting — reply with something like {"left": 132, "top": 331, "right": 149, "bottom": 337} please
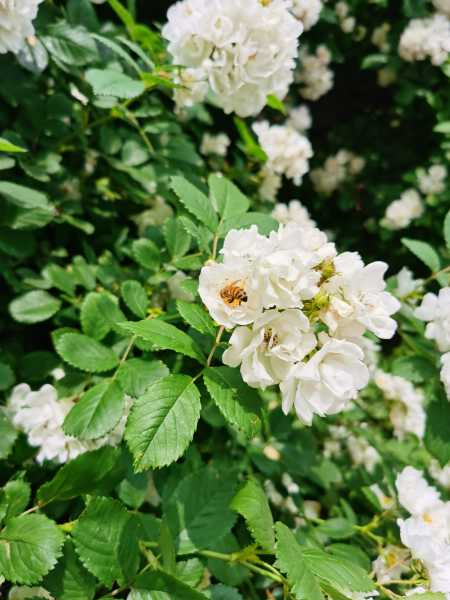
{"left": 219, "top": 280, "right": 248, "bottom": 307}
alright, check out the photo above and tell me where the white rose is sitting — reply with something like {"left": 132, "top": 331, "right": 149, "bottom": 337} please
{"left": 415, "top": 288, "right": 450, "bottom": 352}
{"left": 290, "top": 0, "right": 322, "bottom": 30}
{"left": 440, "top": 353, "right": 450, "bottom": 399}
{"left": 281, "top": 337, "right": 369, "bottom": 424}
{"left": 373, "top": 545, "right": 410, "bottom": 584}
{"left": 222, "top": 308, "right": 316, "bottom": 388}
{"left": 287, "top": 105, "right": 312, "bottom": 132}
{"left": 200, "top": 132, "right": 230, "bottom": 156}
{"left": 399, "top": 13, "right": 450, "bottom": 66}
{"left": 271, "top": 199, "right": 316, "bottom": 229}
{"left": 381, "top": 189, "right": 423, "bottom": 230}
{"left": 0, "top": 0, "right": 44, "bottom": 54}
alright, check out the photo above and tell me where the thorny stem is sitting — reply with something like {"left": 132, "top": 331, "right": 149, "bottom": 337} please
{"left": 206, "top": 325, "right": 225, "bottom": 367}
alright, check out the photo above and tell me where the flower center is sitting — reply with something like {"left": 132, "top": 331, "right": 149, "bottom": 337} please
{"left": 386, "top": 552, "right": 398, "bottom": 568}
{"left": 220, "top": 281, "right": 248, "bottom": 307}
{"left": 423, "top": 512, "right": 433, "bottom": 524}
{"left": 264, "top": 328, "right": 279, "bottom": 349}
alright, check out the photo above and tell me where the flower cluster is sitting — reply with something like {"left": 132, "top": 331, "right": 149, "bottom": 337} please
{"left": 296, "top": 45, "right": 334, "bottom": 101}
{"left": 7, "top": 383, "right": 130, "bottom": 464}
{"left": 0, "top": 0, "right": 44, "bottom": 54}
{"left": 396, "top": 467, "right": 450, "bottom": 595}
{"left": 200, "top": 132, "right": 230, "bottom": 156}
{"left": 199, "top": 223, "right": 399, "bottom": 424}
{"left": 335, "top": 2, "right": 356, "bottom": 34}
{"left": 323, "top": 424, "right": 381, "bottom": 472}
{"left": 371, "top": 22, "right": 391, "bottom": 53}
{"left": 162, "top": 0, "right": 302, "bottom": 117}
{"left": 417, "top": 164, "right": 447, "bottom": 195}
{"left": 287, "top": 104, "right": 312, "bottom": 133}
{"left": 399, "top": 12, "right": 450, "bottom": 66}
{"left": 290, "top": 0, "right": 323, "bottom": 31}
{"left": 415, "top": 287, "right": 450, "bottom": 352}
{"left": 310, "top": 149, "right": 366, "bottom": 196}
{"left": 374, "top": 371, "right": 426, "bottom": 440}
{"left": 381, "top": 188, "right": 423, "bottom": 230}
{"left": 271, "top": 199, "right": 316, "bottom": 228}
{"left": 253, "top": 121, "right": 313, "bottom": 186}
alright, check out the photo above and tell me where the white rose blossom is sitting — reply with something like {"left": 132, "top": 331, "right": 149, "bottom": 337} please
{"left": 310, "top": 149, "right": 365, "bottom": 196}
{"left": 162, "top": 0, "right": 302, "bottom": 117}
{"left": 199, "top": 223, "right": 398, "bottom": 425}
{"left": 440, "top": 352, "right": 450, "bottom": 399}
{"left": 373, "top": 546, "right": 411, "bottom": 584}
{"left": 0, "top": 0, "right": 44, "bottom": 55}
{"left": 346, "top": 433, "right": 380, "bottom": 473}
{"left": 258, "top": 166, "right": 283, "bottom": 202}
{"left": 271, "top": 199, "right": 316, "bottom": 229}
{"left": 253, "top": 121, "right": 313, "bottom": 186}
{"left": 297, "top": 45, "right": 334, "bottom": 101}
{"left": 381, "top": 189, "right": 423, "bottom": 230}
{"left": 415, "top": 287, "right": 450, "bottom": 352}
{"left": 399, "top": 13, "right": 450, "bottom": 66}
{"left": 290, "top": 0, "right": 322, "bottom": 30}
{"left": 394, "top": 267, "right": 422, "bottom": 299}
{"left": 430, "top": 458, "right": 450, "bottom": 490}
{"left": 287, "top": 105, "right": 312, "bottom": 132}
{"left": 417, "top": 164, "right": 447, "bottom": 195}
{"left": 200, "top": 132, "right": 230, "bottom": 156}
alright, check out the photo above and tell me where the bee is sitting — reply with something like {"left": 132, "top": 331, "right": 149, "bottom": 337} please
{"left": 220, "top": 280, "right": 248, "bottom": 307}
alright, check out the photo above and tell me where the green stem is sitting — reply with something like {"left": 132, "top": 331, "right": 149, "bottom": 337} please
{"left": 206, "top": 325, "right": 225, "bottom": 367}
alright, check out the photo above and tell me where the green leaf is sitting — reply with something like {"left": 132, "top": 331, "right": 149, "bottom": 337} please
{"left": 210, "top": 585, "right": 243, "bottom": 600}
{"left": 444, "top": 211, "right": 450, "bottom": 251}
{"left": 125, "top": 375, "right": 201, "bottom": 471}
{"left": 0, "top": 362, "right": 15, "bottom": 391}
{"left": 391, "top": 356, "right": 435, "bottom": 383}
{"left": 0, "top": 138, "right": 27, "bottom": 153}
{"left": 0, "top": 480, "right": 31, "bottom": 522}
{"left": 230, "top": 479, "right": 275, "bottom": 551}
{"left": 203, "top": 367, "right": 261, "bottom": 438}
{"left": 406, "top": 594, "right": 446, "bottom": 600}
{"left": 234, "top": 117, "right": 267, "bottom": 162}
{"left": 434, "top": 121, "right": 450, "bottom": 134}
{"left": 42, "top": 23, "right": 98, "bottom": 66}
{"left": 170, "top": 176, "right": 218, "bottom": 232}
{"left": 119, "top": 319, "right": 205, "bottom": 363}
{"left": 55, "top": 332, "right": 119, "bottom": 373}
{"left": 302, "top": 548, "right": 374, "bottom": 593}
{"left": 44, "top": 540, "right": 97, "bottom": 600}
{"left": 361, "top": 53, "right": 388, "bottom": 69}
{"left": 63, "top": 380, "right": 125, "bottom": 440}
{"left": 0, "top": 514, "right": 64, "bottom": 584}
{"left": 133, "top": 570, "right": 208, "bottom": 600}
{"left": 85, "top": 68, "right": 145, "bottom": 99}
{"left": 425, "top": 392, "right": 450, "bottom": 467}
{"left": 121, "top": 280, "right": 149, "bottom": 318}
{"left": 402, "top": 238, "right": 441, "bottom": 272}
{"left": 0, "top": 181, "right": 54, "bottom": 229}
{"left": 0, "top": 411, "right": 17, "bottom": 460}
{"left": 164, "top": 217, "right": 192, "bottom": 258}
{"left": 80, "top": 291, "right": 124, "bottom": 340}
{"left": 266, "top": 94, "right": 287, "bottom": 114}
{"left": 165, "top": 466, "right": 237, "bottom": 554}
{"left": 132, "top": 238, "right": 161, "bottom": 270}
{"left": 37, "top": 446, "right": 125, "bottom": 504}
{"left": 9, "top": 291, "right": 61, "bottom": 324}
{"left": 219, "top": 212, "right": 279, "bottom": 237}
{"left": 275, "top": 522, "right": 323, "bottom": 600}
{"left": 116, "top": 358, "right": 169, "bottom": 397}
{"left": 72, "top": 497, "right": 137, "bottom": 586}
{"left": 208, "top": 174, "right": 249, "bottom": 220}
{"left": 176, "top": 300, "right": 216, "bottom": 336}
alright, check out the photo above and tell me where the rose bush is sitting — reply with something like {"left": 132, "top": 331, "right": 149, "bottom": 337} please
{"left": 0, "top": 0, "right": 450, "bottom": 599}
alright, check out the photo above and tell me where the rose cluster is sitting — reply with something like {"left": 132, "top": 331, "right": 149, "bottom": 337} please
{"left": 199, "top": 221, "right": 400, "bottom": 424}
{"left": 162, "top": 0, "right": 302, "bottom": 117}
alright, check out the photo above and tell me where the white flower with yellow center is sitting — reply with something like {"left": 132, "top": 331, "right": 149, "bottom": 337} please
{"left": 415, "top": 287, "right": 450, "bottom": 352}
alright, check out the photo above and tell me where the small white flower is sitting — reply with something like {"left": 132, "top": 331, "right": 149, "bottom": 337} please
{"left": 290, "top": 0, "right": 322, "bottom": 30}
{"left": 281, "top": 337, "right": 370, "bottom": 425}
{"left": 200, "top": 132, "right": 230, "bottom": 156}
{"left": 415, "top": 288, "right": 450, "bottom": 352}
{"left": 341, "top": 16, "right": 356, "bottom": 33}
{"left": 258, "top": 166, "right": 282, "bottom": 202}
{"left": 430, "top": 458, "right": 450, "bottom": 490}
{"left": 162, "top": 0, "right": 303, "bottom": 117}
{"left": 310, "top": 149, "right": 365, "bottom": 195}
{"left": 297, "top": 45, "right": 334, "bottom": 101}
{"left": 417, "top": 164, "right": 447, "bottom": 195}
{"left": 396, "top": 467, "right": 444, "bottom": 518}
{"left": 346, "top": 434, "right": 380, "bottom": 473}
{"left": 0, "top": 0, "right": 44, "bottom": 54}
{"left": 287, "top": 105, "right": 312, "bottom": 132}
{"left": 373, "top": 545, "right": 411, "bottom": 584}
{"left": 395, "top": 267, "right": 422, "bottom": 298}
{"left": 222, "top": 308, "right": 317, "bottom": 388}
{"left": 253, "top": 121, "right": 313, "bottom": 185}
{"left": 440, "top": 352, "right": 450, "bottom": 399}
{"left": 271, "top": 199, "right": 316, "bottom": 229}
{"left": 370, "top": 484, "right": 395, "bottom": 510}
{"left": 399, "top": 13, "right": 450, "bottom": 66}
{"left": 381, "top": 189, "right": 423, "bottom": 230}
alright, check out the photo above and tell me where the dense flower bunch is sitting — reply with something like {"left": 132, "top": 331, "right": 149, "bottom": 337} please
{"left": 199, "top": 222, "right": 399, "bottom": 424}
{"left": 399, "top": 12, "right": 450, "bottom": 66}
{"left": 310, "top": 149, "right": 365, "bottom": 196}
{"left": 296, "top": 44, "right": 334, "bottom": 100}
{"left": 381, "top": 188, "right": 423, "bottom": 230}
{"left": 0, "top": 0, "right": 43, "bottom": 54}
{"left": 396, "top": 467, "right": 450, "bottom": 595}
{"left": 272, "top": 198, "right": 316, "bottom": 228}
{"left": 417, "top": 164, "right": 448, "bottom": 195}
{"left": 7, "top": 383, "right": 130, "bottom": 464}
{"left": 162, "top": 0, "right": 302, "bottom": 116}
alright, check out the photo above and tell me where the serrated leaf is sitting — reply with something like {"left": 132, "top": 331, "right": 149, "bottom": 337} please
{"left": 133, "top": 570, "right": 208, "bottom": 599}
{"left": 121, "top": 280, "right": 149, "bottom": 318}
{"left": 203, "top": 367, "right": 261, "bottom": 438}
{"left": 219, "top": 212, "right": 279, "bottom": 237}
{"left": 125, "top": 375, "right": 201, "bottom": 471}
{"left": 63, "top": 380, "right": 125, "bottom": 440}
{"left": 0, "top": 514, "right": 64, "bottom": 584}
{"left": 80, "top": 292, "right": 113, "bottom": 340}
{"left": 402, "top": 238, "right": 441, "bottom": 272}
{"left": 165, "top": 466, "right": 237, "bottom": 554}
{"left": 0, "top": 138, "right": 27, "bottom": 153}
{"left": 55, "top": 332, "right": 119, "bottom": 373}
{"left": 176, "top": 300, "right": 216, "bottom": 336}
{"left": 444, "top": 211, "right": 450, "bottom": 251}
{"left": 37, "top": 446, "right": 125, "bottom": 504}
{"left": 208, "top": 174, "right": 249, "bottom": 220}
{"left": 116, "top": 358, "right": 169, "bottom": 397}
{"left": 43, "top": 264, "right": 76, "bottom": 296}
{"left": 302, "top": 548, "right": 374, "bottom": 593}
{"left": 230, "top": 479, "right": 274, "bottom": 551}
{"left": 170, "top": 176, "right": 218, "bottom": 232}
{"left": 132, "top": 238, "right": 161, "bottom": 270}
{"left": 0, "top": 181, "right": 55, "bottom": 229}
{"left": 44, "top": 540, "right": 97, "bottom": 600}
{"left": 275, "top": 522, "right": 323, "bottom": 600}
{"left": 164, "top": 217, "right": 191, "bottom": 258}
{"left": 72, "top": 497, "right": 137, "bottom": 586}
{"left": 119, "top": 319, "right": 205, "bottom": 363}
{"left": 0, "top": 480, "right": 31, "bottom": 522}
{"left": 85, "top": 68, "right": 145, "bottom": 99}
{"left": 9, "top": 291, "right": 61, "bottom": 324}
